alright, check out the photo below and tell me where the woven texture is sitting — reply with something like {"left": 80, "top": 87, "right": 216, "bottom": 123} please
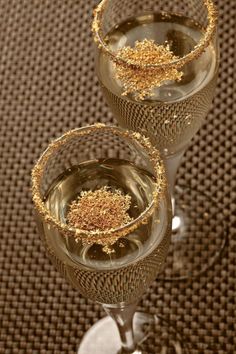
{"left": 0, "top": 0, "right": 235, "bottom": 353}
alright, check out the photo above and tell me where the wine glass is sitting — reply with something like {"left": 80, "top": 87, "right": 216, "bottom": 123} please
{"left": 92, "top": 0, "right": 227, "bottom": 279}
{"left": 32, "top": 124, "right": 188, "bottom": 353}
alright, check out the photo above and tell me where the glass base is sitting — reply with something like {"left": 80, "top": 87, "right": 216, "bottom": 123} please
{"left": 78, "top": 312, "right": 188, "bottom": 354}
{"left": 159, "top": 185, "right": 228, "bottom": 280}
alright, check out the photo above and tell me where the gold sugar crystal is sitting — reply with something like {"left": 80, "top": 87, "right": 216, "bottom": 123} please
{"left": 92, "top": 0, "right": 217, "bottom": 101}
{"left": 115, "top": 39, "right": 183, "bottom": 100}
{"left": 32, "top": 126, "right": 164, "bottom": 248}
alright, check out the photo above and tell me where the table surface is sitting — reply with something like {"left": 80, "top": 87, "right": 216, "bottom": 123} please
{"left": 0, "top": 0, "right": 235, "bottom": 353}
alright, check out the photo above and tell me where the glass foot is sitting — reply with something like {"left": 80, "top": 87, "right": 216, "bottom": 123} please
{"left": 159, "top": 185, "right": 228, "bottom": 280}
{"left": 78, "top": 312, "right": 188, "bottom": 354}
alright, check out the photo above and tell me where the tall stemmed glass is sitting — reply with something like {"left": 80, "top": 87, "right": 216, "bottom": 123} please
{"left": 32, "top": 124, "right": 187, "bottom": 353}
{"left": 93, "top": 0, "right": 227, "bottom": 279}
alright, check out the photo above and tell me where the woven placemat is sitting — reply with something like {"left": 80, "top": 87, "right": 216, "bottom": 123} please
{"left": 0, "top": 0, "right": 235, "bottom": 353}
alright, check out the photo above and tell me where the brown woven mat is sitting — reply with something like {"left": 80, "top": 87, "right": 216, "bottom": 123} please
{"left": 0, "top": 0, "right": 235, "bottom": 353}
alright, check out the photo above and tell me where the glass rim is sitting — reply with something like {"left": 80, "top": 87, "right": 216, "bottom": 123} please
{"left": 31, "top": 124, "right": 167, "bottom": 243}
{"left": 92, "top": 0, "right": 218, "bottom": 70}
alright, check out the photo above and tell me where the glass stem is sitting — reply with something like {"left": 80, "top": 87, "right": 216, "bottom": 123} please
{"left": 164, "top": 148, "right": 186, "bottom": 217}
{"left": 102, "top": 302, "right": 138, "bottom": 354}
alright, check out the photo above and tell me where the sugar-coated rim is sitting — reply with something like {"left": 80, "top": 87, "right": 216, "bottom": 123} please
{"left": 31, "top": 124, "right": 167, "bottom": 243}
{"left": 92, "top": 0, "right": 218, "bottom": 70}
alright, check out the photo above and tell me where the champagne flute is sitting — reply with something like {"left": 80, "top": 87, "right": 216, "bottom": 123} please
{"left": 93, "top": 0, "right": 227, "bottom": 279}
{"left": 32, "top": 124, "right": 188, "bottom": 353}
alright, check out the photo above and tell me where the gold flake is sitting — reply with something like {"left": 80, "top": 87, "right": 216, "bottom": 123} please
{"left": 67, "top": 187, "right": 133, "bottom": 233}
{"left": 114, "top": 39, "right": 183, "bottom": 99}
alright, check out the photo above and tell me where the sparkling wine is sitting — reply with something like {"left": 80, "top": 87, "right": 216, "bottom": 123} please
{"left": 37, "top": 159, "right": 170, "bottom": 304}
{"left": 96, "top": 13, "right": 218, "bottom": 155}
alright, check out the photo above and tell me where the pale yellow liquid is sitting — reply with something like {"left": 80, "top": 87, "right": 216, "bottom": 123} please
{"left": 37, "top": 159, "right": 171, "bottom": 304}
{"left": 96, "top": 13, "right": 218, "bottom": 155}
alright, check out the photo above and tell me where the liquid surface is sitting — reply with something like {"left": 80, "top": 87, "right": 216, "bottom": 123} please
{"left": 44, "top": 159, "right": 168, "bottom": 270}
{"left": 96, "top": 13, "right": 218, "bottom": 154}
{"left": 38, "top": 159, "right": 170, "bottom": 304}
